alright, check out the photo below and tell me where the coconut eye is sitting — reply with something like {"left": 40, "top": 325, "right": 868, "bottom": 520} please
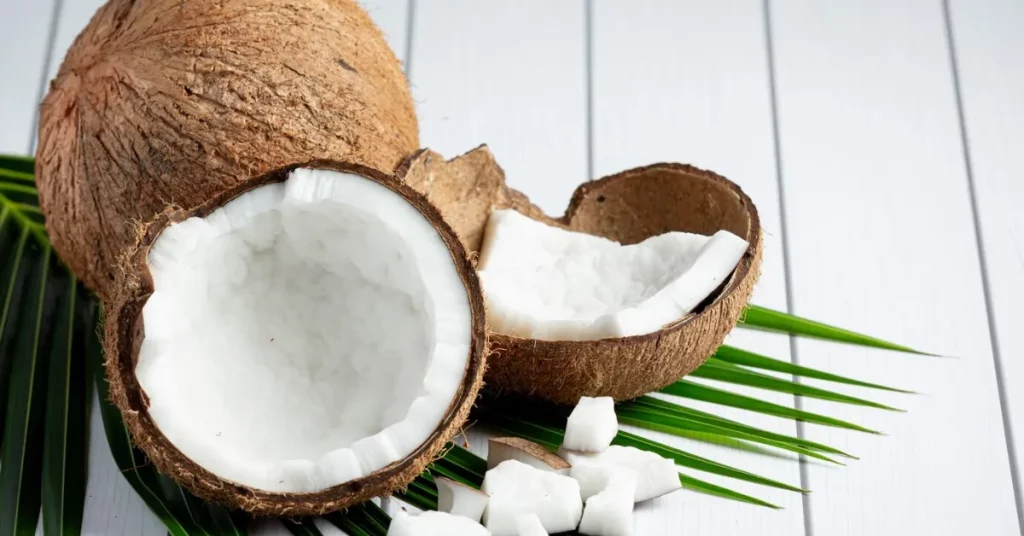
{"left": 106, "top": 164, "right": 486, "bottom": 515}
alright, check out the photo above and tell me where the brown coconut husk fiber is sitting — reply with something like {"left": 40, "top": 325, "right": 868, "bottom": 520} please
{"left": 103, "top": 161, "right": 487, "bottom": 516}
{"left": 400, "top": 146, "right": 763, "bottom": 404}
{"left": 36, "top": 0, "right": 418, "bottom": 298}
{"left": 489, "top": 437, "right": 571, "bottom": 472}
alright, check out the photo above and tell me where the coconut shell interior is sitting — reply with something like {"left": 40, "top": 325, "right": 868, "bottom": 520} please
{"left": 104, "top": 161, "right": 487, "bottom": 516}
{"left": 400, "top": 146, "right": 762, "bottom": 404}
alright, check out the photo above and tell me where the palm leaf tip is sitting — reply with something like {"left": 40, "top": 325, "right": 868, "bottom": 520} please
{"left": 740, "top": 305, "right": 935, "bottom": 356}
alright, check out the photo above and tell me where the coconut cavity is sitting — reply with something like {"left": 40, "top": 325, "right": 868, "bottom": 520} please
{"left": 136, "top": 167, "right": 473, "bottom": 493}
{"left": 478, "top": 209, "right": 748, "bottom": 341}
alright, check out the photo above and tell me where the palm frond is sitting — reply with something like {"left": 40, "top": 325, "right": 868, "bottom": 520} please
{"left": 740, "top": 305, "right": 932, "bottom": 355}
{"left": 690, "top": 360, "right": 903, "bottom": 411}
{"left": 712, "top": 345, "right": 913, "bottom": 393}
{"left": 661, "top": 380, "right": 880, "bottom": 434}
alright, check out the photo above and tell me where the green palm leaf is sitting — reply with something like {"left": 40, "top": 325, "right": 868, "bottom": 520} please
{"left": 325, "top": 502, "right": 391, "bottom": 536}
{"left": 712, "top": 345, "right": 913, "bottom": 393}
{"left": 283, "top": 518, "right": 324, "bottom": 536}
{"left": 42, "top": 285, "right": 94, "bottom": 535}
{"left": 0, "top": 242, "right": 55, "bottom": 536}
{"left": 690, "top": 360, "right": 902, "bottom": 411}
{"left": 740, "top": 305, "right": 931, "bottom": 354}
{"left": 627, "top": 395, "right": 854, "bottom": 458}
{"left": 661, "top": 380, "right": 880, "bottom": 434}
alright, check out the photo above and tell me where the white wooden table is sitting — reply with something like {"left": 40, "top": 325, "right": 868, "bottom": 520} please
{"left": 3, "top": 1, "right": 1022, "bottom": 534}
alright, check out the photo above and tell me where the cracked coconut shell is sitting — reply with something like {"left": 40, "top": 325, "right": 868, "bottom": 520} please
{"left": 399, "top": 146, "right": 763, "bottom": 404}
{"left": 36, "top": 0, "right": 418, "bottom": 297}
{"left": 103, "top": 161, "right": 488, "bottom": 516}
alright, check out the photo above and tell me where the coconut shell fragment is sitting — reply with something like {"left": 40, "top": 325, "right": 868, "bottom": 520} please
{"left": 36, "top": 0, "right": 418, "bottom": 297}
{"left": 104, "top": 161, "right": 487, "bottom": 516}
{"left": 399, "top": 146, "right": 762, "bottom": 404}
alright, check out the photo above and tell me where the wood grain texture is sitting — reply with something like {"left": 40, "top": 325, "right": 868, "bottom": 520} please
{"left": 769, "top": 0, "right": 1020, "bottom": 534}
{"left": 591, "top": 1, "right": 806, "bottom": 534}
{"left": 946, "top": 0, "right": 1024, "bottom": 519}
{"left": 0, "top": 0, "right": 57, "bottom": 154}
{"left": 2, "top": 0, "right": 1021, "bottom": 534}
{"left": 409, "top": 0, "right": 588, "bottom": 215}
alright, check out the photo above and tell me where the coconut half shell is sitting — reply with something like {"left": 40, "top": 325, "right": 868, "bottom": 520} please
{"left": 104, "top": 161, "right": 487, "bottom": 516}
{"left": 400, "top": 146, "right": 762, "bottom": 404}
{"left": 36, "top": 0, "right": 418, "bottom": 297}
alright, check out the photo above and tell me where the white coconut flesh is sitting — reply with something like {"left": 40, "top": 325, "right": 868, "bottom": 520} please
{"left": 136, "top": 168, "right": 473, "bottom": 493}
{"left": 515, "top": 513, "right": 549, "bottom": 536}
{"left": 562, "top": 396, "right": 618, "bottom": 453}
{"left": 387, "top": 510, "right": 490, "bottom": 536}
{"left": 482, "top": 459, "right": 583, "bottom": 536}
{"left": 477, "top": 209, "right": 749, "bottom": 341}
{"left": 436, "top": 476, "right": 489, "bottom": 522}
{"left": 560, "top": 446, "right": 682, "bottom": 502}
{"left": 578, "top": 470, "right": 636, "bottom": 536}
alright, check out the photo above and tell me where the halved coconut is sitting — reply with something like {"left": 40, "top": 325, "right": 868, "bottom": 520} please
{"left": 399, "top": 146, "right": 762, "bottom": 403}
{"left": 103, "top": 161, "right": 486, "bottom": 515}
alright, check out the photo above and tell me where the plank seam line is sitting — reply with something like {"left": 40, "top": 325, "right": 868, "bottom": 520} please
{"left": 941, "top": 1, "right": 1024, "bottom": 532}
{"left": 29, "top": 0, "right": 65, "bottom": 155}
{"left": 762, "top": 1, "right": 813, "bottom": 534}
{"left": 403, "top": 0, "right": 417, "bottom": 80}
{"left": 584, "top": 0, "right": 594, "bottom": 182}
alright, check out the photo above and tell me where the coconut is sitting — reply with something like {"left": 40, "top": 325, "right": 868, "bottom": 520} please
{"left": 399, "top": 146, "right": 762, "bottom": 403}
{"left": 481, "top": 460, "right": 584, "bottom": 536}
{"left": 487, "top": 437, "right": 571, "bottom": 474}
{"left": 35, "top": 0, "right": 418, "bottom": 297}
{"left": 388, "top": 510, "right": 490, "bottom": 536}
{"left": 560, "top": 446, "right": 681, "bottom": 503}
{"left": 577, "top": 470, "right": 636, "bottom": 536}
{"left": 515, "top": 514, "right": 548, "bottom": 536}
{"left": 435, "top": 476, "right": 489, "bottom": 522}
{"left": 561, "top": 397, "right": 618, "bottom": 453}
{"left": 103, "top": 161, "right": 486, "bottom": 516}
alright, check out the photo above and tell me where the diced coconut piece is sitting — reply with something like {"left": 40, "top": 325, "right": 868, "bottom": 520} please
{"left": 482, "top": 460, "right": 583, "bottom": 536}
{"left": 562, "top": 396, "right": 618, "bottom": 453}
{"left": 578, "top": 471, "right": 636, "bottom": 536}
{"left": 515, "top": 513, "right": 548, "bottom": 536}
{"left": 561, "top": 445, "right": 681, "bottom": 502}
{"left": 488, "top": 437, "right": 570, "bottom": 475}
{"left": 478, "top": 209, "right": 748, "bottom": 340}
{"left": 386, "top": 510, "right": 490, "bottom": 536}
{"left": 435, "top": 476, "right": 488, "bottom": 522}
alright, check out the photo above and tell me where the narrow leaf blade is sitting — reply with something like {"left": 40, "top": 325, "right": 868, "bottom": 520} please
{"left": 42, "top": 279, "right": 93, "bottom": 535}
{"left": 0, "top": 244, "right": 54, "bottom": 536}
{"left": 661, "top": 380, "right": 880, "bottom": 434}
{"left": 712, "top": 345, "right": 913, "bottom": 393}
{"left": 741, "top": 305, "right": 930, "bottom": 354}
{"left": 691, "top": 360, "right": 903, "bottom": 411}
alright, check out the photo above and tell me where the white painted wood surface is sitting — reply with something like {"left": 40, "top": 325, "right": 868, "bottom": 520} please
{"left": 768, "top": 0, "right": 1020, "bottom": 534}
{"left": 2, "top": 0, "right": 1021, "bottom": 534}
{"left": 946, "top": 0, "right": 1024, "bottom": 513}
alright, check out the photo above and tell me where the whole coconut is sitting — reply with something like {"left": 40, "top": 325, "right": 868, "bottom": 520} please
{"left": 36, "top": 0, "right": 418, "bottom": 296}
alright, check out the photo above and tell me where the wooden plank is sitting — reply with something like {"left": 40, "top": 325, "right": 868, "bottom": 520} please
{"left": 590, "top": 1, "right": 806, "bottom": 533}
{"left": 0, "top": 0, "right": 57, "bottom": 155}
{"left": 946, "top": 0, "right": 1024, "bottom": 519}
{"left": 409, "top": 0, "right": 588, "bottom": 215}
{"left": 767, "top": 1, "right": 1020, "bottom": 534}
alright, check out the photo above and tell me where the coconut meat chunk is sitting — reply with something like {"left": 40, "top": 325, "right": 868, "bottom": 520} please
{"left": 477, "top": 209, "right": 748, "bottom": 341}
{"left": 136, "top": 168, "right": 473, "bottom": 493}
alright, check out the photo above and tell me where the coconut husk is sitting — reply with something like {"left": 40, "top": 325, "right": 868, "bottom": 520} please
{"left": 400, "top": 146, "right": 762, "bottom": 404}
{"left": 103, "top": 161, "right": 487, "bottom": 516}
{"left": 36, "top": 0, "right": 418, "bottom": 298}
